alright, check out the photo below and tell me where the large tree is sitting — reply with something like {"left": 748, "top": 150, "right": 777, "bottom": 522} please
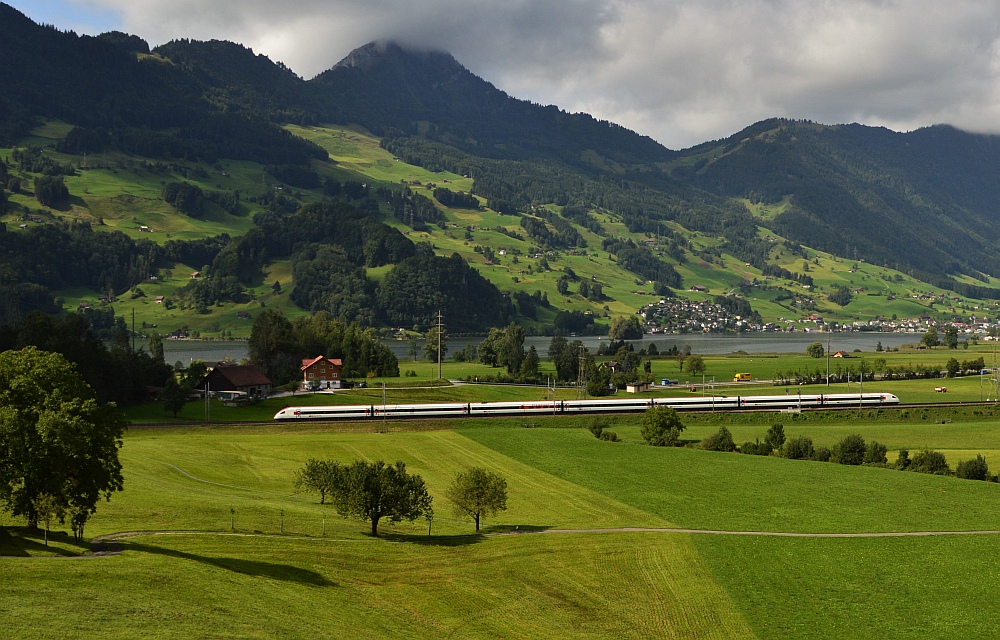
{"left": 328, "top": 460, "right": 432, "bottom": 537}
{"left": 445, "top": 467, "right": 508, "bottom": 532}
{"left": 640, "top": 406, "right": 685, "bottom": 447}
{"left": 0, "top": 347, "right": 127, "bottom": 540}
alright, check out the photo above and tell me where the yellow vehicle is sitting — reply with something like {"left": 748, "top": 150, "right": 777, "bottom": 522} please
{"left": 733, "top": 373, "right": 752, "bottom": 382}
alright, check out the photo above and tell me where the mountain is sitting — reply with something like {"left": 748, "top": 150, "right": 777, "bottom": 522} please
{"left": 5, "top": 2, "right": 1000, "bottom": 337}
{"left": 310, "top": 42, "right": 674, "bottom": 166}
{"left": 675, "top": 119, "right": 1000, "bottom": 281}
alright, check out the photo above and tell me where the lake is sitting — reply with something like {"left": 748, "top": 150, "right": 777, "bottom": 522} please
{"left": 151, "top": 332, "right": 920, "bottom": 365}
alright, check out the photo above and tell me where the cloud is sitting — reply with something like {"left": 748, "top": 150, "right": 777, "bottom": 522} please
{"left": 53, "top": 0, "right": 1000, "bottom": 147}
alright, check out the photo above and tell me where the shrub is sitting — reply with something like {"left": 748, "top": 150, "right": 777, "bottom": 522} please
{"left": 782, "top": 436, "right": 814, "bottom": 460}
{"left": 894, "top": 449, "right": 911, "bottom": 470}
{"left": 813, "top": 446, "right": 832, "bottom": 462}
{"left": 956, "top": 455, "right": 990, "bottom": 481}
{"left": 702, "top": 426, "right": 736, "bottom": 452}
{"left": 909, "top": 449, "right": 950, "bottom": 475}
{"left": 588, "top": 417, "right": 610, "bottom": 439}
{"left": 598, "top": 430, "right": 620, "bottom": 442}
{"left": 640, "top": 406, "right": 685, "bottom": 447}
{"left": 833, "top": 434, "right": 867, "bottom": 465}
{"left": 764, "top": 423, "right": 786, "bottom": 450}
{"left": 864, "top": 440, "right": 888, "bottom": 465}
{"left": 740, "top": 439, "right": 773, "bottom": 456}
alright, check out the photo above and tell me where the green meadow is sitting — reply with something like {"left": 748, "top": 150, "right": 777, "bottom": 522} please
{"left": 5, "top": 414, "right": 1000, "bottom": 637}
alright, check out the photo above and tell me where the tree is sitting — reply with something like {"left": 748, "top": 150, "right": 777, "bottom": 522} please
{"left": 685, "top": 354, "right": 706, "bottom": 376}
{"left": 520, "top": 345, "right": 540, "bottom": 378}
{"left": 0, "top": 347, "right": 127, "bottom": 541}
{"left": 248, "top": 308, "right": 297, "bottom": 384}
{"left": 782, "top": 436, "right": 814, "bottom": 460}
{"left": 956, "top": 455, "right": 990, "bottom": 481}
{"left": 478, "top": 327, "right": 505, "bottom": 367}
{"left": 946, "top": 357, "right": 960, "bottom": 378}
{"left": 328, "top": 460, "right": 432, "bottom": 537}
{"left": 34, "top": 175, "right": 69, "bottom": 207}
{"left": 764, "top": 423, "right": 786, "bottom": 450}
{"left": 294, "top": 458, "right": 340, "bottom": 504}
{"left": 160, "top": 374, "right": 188, "bottom": 417}
{"left": 445, "top": 467, "right": 508, "bottom": 532}
{"left": 148, "top": 332, "right": 165, "bottom": 364}
{"left": 424, "top": 325, "right": 448, "bottom": 364}
{"left": 640, "top": 406, "right": 685, "bottom": 446}
{"left": 943, "top": 326, "right": 959, "bottom": 349}
{"left": 702, "top": 427, "right": 736, "bottom": 452}
{"left": 32, "top": 493, "right": 63, "bottom": 546}
{"left": 909, "top": 449, "right": 950, "bottom": 475}
{"left": 498, "top": 322, "right": 525, "bottom": 375}
{"left": 806, "top": 342, "right": 825, "bottom": 358}
{"left": 920, "top": 328, "right": 940, "bottom": 348}
{"left": 609, "top": 315, "right": 643, "bottom": 340}
{"left": 864, "top": 441, "right": 888, "bottom": 465}
{"left": 833, "top": 434, "right": 867, "bottom": 465}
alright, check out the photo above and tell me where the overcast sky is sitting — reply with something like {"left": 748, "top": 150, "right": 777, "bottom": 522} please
{"left": 12, "top": 0, "right": 1000, "bottom": 149}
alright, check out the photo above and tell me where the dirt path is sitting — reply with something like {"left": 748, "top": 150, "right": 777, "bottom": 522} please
{"left": 10, "top": 525, "right": 1000, "bottom": 560}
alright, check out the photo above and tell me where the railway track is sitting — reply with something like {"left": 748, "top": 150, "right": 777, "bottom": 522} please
{"left": 128, "top": 399, "right": 992, "bottom": 430}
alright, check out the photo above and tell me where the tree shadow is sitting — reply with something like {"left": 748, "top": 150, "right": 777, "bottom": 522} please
{"left": 124, "top": 541, "right": 336, "bottom": 587}
{"left": 0, "top": 527, "right": 89, "bottom": 557}
{"left": 482, "top": 524, "right": 552, "bottom": 536}
{"left": 378, "top": 531, "right": 486, "bottom": 547}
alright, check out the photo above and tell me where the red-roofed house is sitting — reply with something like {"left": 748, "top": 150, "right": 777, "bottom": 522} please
{"left": 198, "top": 364, "right": 271, "bottom": 399}
{"left": 302, "top": 356, "right": 344, "bottom": 390}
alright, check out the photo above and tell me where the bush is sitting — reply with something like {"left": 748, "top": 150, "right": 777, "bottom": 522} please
{"left": 864, "top": 440, "right": 888, "bottom": 465}
{"left": 782, "top": 436, "right": 814, "bottom": 460}
{"left": 909, "top": 449, "right": 950, "bottom": 475}
{"left": 702, "top": 426, "right": 736, "bottom": 452}
{"left": 764, "top": 423, "right": 786, "bottom": 450}
{"left": 588, "top": 417, "right": 611, "bottom": 439}
{"left": 833, "top": 434, "right": 867, "bottom": 465}
{"left": 740, "top": 439, "right": 773, "bottom": 456}
{"left": 894, "top": 449, "right": 911, "bottom": 470}
{"left": 640, "top": 406, "right": 685, "bottom": 447}
{"left": 813, "top": 446, "right": 832, "bottom": 462}
{"left": 598, "top": 430, "right": 620, "bottom": 442}
{"left": 956, "top": 455, "right": 990, "bottom": 481}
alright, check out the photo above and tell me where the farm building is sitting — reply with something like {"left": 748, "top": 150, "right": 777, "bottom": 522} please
{"left": 301, "top": 356, "right": 344, "bottom": 390}
{"left": 198, "top": 364, "right": 271, "bottom": 399}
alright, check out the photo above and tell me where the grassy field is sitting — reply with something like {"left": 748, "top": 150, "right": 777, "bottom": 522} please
{"left": 5, "top": 417, "right": 1000, "bottom": 636}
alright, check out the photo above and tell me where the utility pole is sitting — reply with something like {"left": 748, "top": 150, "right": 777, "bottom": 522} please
{"left": 826, "top": 335, "right": 831, "bottom": 387}
{"left": 437, "top": 310, "right": 443, "bottom": 380}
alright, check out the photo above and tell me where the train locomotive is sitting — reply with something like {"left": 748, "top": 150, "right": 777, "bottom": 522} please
{"left": 273, "top": 392, "right": 900, "bottom": 421}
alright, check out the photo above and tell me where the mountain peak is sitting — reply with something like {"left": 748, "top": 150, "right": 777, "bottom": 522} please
{"left": 331, "top": 41, "right": 462, "bottom": 74}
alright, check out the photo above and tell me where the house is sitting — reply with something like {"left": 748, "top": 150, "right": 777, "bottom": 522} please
{"left": 690, "top": 285, "right": 708, "bottom": 292}
{"left": 235, "top": 311, "right": 249, "bottom": 319}
{"left": 832, "top": 351, "right": 850, "bottom": 358}
{"left": 155, "top": 296, "right": 164, "bottom": 304}
{"left": 301, "top": 356, "right": 344, "bottom": 390}
{"left": 198, "top": 364, "right": 271, "bottom": 399}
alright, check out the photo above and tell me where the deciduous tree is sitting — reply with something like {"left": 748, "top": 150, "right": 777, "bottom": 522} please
{"left": 328, "top": 460, "right": 432, "bottom": 537}
{"left": 445, "top": 467, "right": 508, "bottom": 532}
{"left": 0, "top": 347, "right": 127, "bottom": 541}
{"left": 640, "top": 406, "right": 685, "bottom": 446}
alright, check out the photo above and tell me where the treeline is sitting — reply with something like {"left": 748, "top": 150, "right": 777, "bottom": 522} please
{"left": 602, "top": 237, "right": 682, "bottom": 288}
{"left": 374, "top": 186, "right": 444, "bottom": 230}
{"left": 433, "top": 187, "right": 479, "bottom": 209}
{"left": 520, "top": 214, "right": 584, "bottom": 249}
{"left": 761, "top": 263, "right": 814, "bottom": 286}
{"left": 0, "top": 310, "right": 172, "bottom": 406}
{"left": 707, "top": 423, "right": 993, "bottom": 481}
{"left": 248, "top": 309, "right": 399, "bottom": 385}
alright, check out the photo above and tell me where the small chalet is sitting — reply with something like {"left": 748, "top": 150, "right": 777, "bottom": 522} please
{"left": 199, "top": 364, "right": 271, "bottom": 398}
{"left": 301, "top": 356, "right": 344, "bottom": 390}
{"left": 832, "top": 351, "right": 851, "bottom": 358}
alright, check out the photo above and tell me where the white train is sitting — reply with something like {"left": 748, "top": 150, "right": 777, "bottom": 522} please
{"left": 273, "top": 392, "right": 900, "bottom": 420}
